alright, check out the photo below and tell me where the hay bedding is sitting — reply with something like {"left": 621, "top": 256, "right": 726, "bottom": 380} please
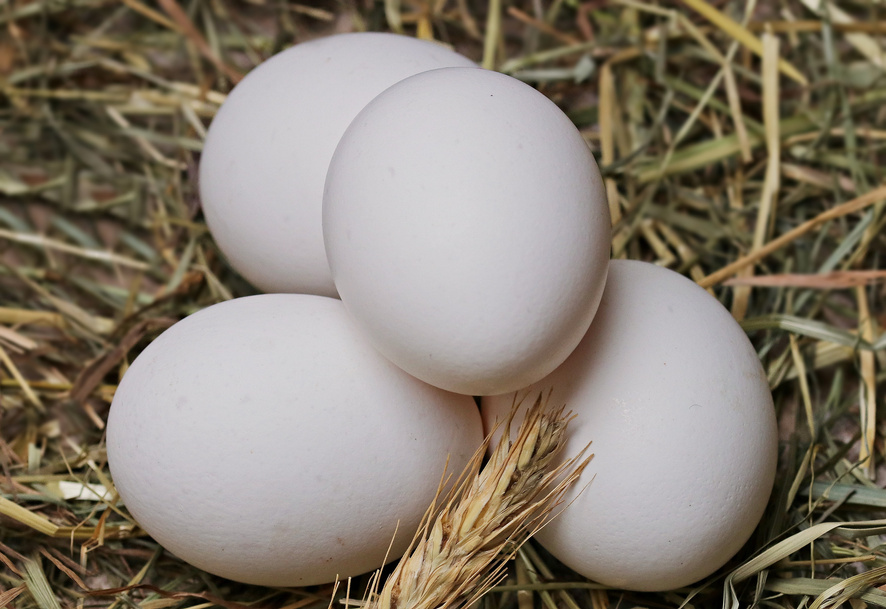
{"left": 1, "top": 0, "right": 885, "bottom": 607}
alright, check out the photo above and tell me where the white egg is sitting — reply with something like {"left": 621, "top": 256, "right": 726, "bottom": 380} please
{"left": 323, "top": 67, "right": 611, "bottom": 396}
{"left": 481, "top": 260, "right": 778, "bottom": 591}
{"left": 107, "top": 294, "right": 483, "bottom": 587}
{"left": 199, "top": 33, "right": 476, "bottom": 296}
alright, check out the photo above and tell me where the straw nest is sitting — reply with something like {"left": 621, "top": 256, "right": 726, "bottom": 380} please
{"left": 1, "top": 0, "right": 885, "bottom": 608}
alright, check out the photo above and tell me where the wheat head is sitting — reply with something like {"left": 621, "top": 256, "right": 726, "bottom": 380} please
{"left": 362, "top": 391, "right": 592, "bottom": 609}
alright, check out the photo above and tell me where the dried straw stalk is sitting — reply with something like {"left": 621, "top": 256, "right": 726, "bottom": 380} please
{"left": 353, "top": 393, "right": 592, "bottom": 609}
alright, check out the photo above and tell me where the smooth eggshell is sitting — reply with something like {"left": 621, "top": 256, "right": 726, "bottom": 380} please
{"left": 323, "top": 67, "right": 611, "bottom": 395}
{"left": 107, "top": 294, "right": 483, "bottom": 587}
{"left": 481, "top": 260, "right": 778, "bottom": 591}
{"left": 199, "top": 33, "right": 476, "bottom": 296}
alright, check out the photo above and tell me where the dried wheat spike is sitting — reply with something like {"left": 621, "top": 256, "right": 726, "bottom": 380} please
{"left": 366, "top": 391, "right": 592, "bottom": 609}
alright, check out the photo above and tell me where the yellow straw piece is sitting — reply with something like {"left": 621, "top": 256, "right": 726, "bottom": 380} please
{"left": 0, "top": 343, "right": 44, "bottom": 410}
{"left": 680, "top": 0, "right": 808, "bottom": 85}
{"left": 0, "top": 496, "right": 60, "bottom": 536}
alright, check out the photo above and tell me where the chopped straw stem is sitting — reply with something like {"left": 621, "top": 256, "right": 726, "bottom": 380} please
{"left": 359, "top": 393, "right": 592, "bottom": 609}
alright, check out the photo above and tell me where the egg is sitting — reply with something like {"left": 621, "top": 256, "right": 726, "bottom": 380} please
{"left": 107, "top": 294, "right": 483, "bottom": 587}
{"left": 481, "top": 260, "right": 778, "bottom": 591}
{"left": 323, "top": 67, "right": 611, "bottom": 396}
{"left": 199, "top": 33, "right": 476, "bottom": 296}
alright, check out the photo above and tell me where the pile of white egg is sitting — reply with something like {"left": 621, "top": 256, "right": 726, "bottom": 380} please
{"left": 107, "top": 32, "right": 778, "bottom": 592}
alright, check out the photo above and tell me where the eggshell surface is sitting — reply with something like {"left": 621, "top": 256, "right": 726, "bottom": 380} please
{"left": 107, "top": 294, "right": 483, "bottom": 587}
{"left": 323, "top": 67, "right": 611, "bottom": 396}
{"left": 199, "top": 33, "right": 476, "bottom": 296}
{"left": 481, "top": 260, "right": 778, "bottom": 591}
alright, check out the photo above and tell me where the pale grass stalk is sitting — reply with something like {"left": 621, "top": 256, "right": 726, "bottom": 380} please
{"left": 357, "top": 393, "right": 591, "bottom": 609}
{"left": 856, "top": 285, "right": 877, "bottom": 479}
